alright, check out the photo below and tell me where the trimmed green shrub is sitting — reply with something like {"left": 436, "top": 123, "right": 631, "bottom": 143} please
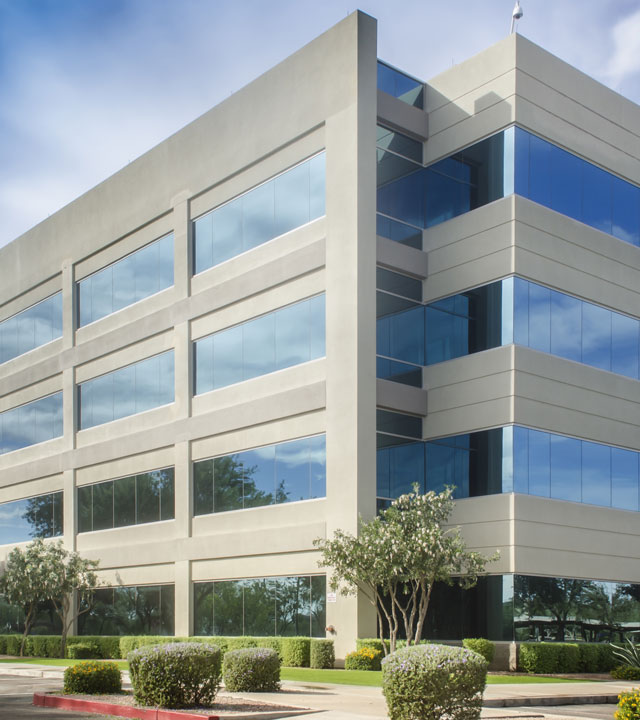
{"left": 345, "top": 646, "right": 382, "bottom": 671}
{"left": 311, "top": 639, "right": 335, "bottom": 669}
{"left": 67, "top": 643, "right": 100, "bottom": 659}
{"left": 463, "top": 638, "right": 495, "bottom": 664}
{"left": 612, "top": 665, "right": 640, "bottom": 680}
{"left": 226, "top": 636, "right": 258, "bottom": 652}
{"left": 128, "top": 642, "right": 221, "bottom": 708}
{"left": 281, "top": 637, "right": 310, "bottom": 667}
{"left": 0, "top": 636, "right": 6, "bottom": 654}
{"left": 5, "top": 635, "right": 20, "bottom": 656}
{"left": 254, "top": 637, "right": 282, "bottom": 661}
{"left": 63, "top": 661, "right": 122, "bottom": 694}
{"left": 382, "top": 644, "right": 487, "bottom": 720}
{"left": 223, "top": 647, "right": 281, "bottom": 692}
{"left": 519, "top": 643, "right": 560, "bottom": 673}
{"left": 578, "top": 643, "right": 600, "bottom": 672}
{"left": 558, "top": 643, "right": 580, "bottom": 673}
{"left": 598, "top": 643, "right": 615, "bottom": 672}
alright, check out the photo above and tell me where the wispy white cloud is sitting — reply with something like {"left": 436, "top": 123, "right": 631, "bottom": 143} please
{"left": 602, "top": 8, "right": 640, "bottom": 88}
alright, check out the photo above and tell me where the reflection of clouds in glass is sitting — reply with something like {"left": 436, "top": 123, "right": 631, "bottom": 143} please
{"left": 0, "top": 500, "right": 28, "bottom": 522}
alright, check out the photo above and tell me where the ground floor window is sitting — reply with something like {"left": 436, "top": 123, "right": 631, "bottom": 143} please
{"left": 78, "top": 584, "right": 174, "bottom": 636}
{"left": 0, "top": 595, "right": 61, "bottom": 635}
{"left": 421, "top": 575, "right": 640, "bottom": 642}
{"left": 194, "top": 575, "right": 325, "bottom": 637}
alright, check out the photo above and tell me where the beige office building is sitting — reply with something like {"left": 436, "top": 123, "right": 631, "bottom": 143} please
{"left": 1, "top": 12, "right": 639, "bottom": 663}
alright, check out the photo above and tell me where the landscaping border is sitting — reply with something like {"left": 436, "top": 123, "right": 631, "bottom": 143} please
{"left": 32, "top": 692, "right": 316, "bottom": 720}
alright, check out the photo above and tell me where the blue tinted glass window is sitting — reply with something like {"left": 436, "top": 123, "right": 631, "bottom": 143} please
{"left": 79, "top": 352, "right": 174, "bottom": 430}
{"left": 582, "top": 302, "right": 611, "bottom": 371}
{"left": 194, "top": 295, "right": 325, "bottom": 394}
{"left": 612, "top": 176, "right": 640, "bottom": 246}
{"left": 550, "top": 145, "right": 582, "bottom": 219}
{"left": 0, "top": 491, "right": 63, "bottom": 545}
{"left": 582, "top": 442, "right": 611, "bottom": 506}
{"left": 612, "top": 313, "right": 639, "bottom": 379}
{"left": 77, "top": 234, "right": 174, "bottom": 327}
{"left": 612, "top": 448, "right": 639, "bottom": 511}
{"left": 0, "top": 392, "right": 63, "bottom": 455}
{"left": 582, "top": 162, "right": 612, "bottom": 234}
{"left": 550, "top": 435, "right": 581, "bottom": 502}
{"left": 528, "top": 429, "right": 550, "bottom": 497}
{"left": 0, "top": 293, "right": 63, "bottom": 365}
{"left": 550, "top": 291, "right": 581, "bottom": 362}
{"left": 377, "top": 61, "right": 424, "bottom": 108}
{"left": 193, "top": 435, "right": 325, "bottom": 516}
{"left": 194, "top": 154, "right": 326, "bottom": 274}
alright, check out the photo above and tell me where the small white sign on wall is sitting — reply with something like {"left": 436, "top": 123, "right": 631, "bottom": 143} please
{"left": 327, "top": 592, "right": 337, "bottom": 603}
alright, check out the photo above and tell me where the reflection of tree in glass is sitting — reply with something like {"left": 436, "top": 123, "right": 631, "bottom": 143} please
{"left": 514, "top": 576, "right": 593, "bottom": 641}
{"left": 276, "top": 577, "right": 309, "bottom": 636}
{"left": 23, "top": 493, "right": 61, "bottom": 538}
{"left": 581, "top": 584, "right": 640, "bottom": 642}
{"left": 209, "top": 455, "right": 289, "bottom": 511}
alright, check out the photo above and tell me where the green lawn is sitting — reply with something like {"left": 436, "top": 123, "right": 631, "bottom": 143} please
{"left": 0, "top": 658, "right": 597, "bottom": 687}
{"left": 281, "top": 667, "right": 595, "bottom": 686}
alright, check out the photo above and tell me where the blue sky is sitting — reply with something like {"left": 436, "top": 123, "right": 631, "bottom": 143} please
{"left": 1, "top": 0, "right": 639, "bottom": 248}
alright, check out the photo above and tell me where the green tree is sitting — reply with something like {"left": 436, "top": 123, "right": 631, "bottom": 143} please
{"left": 0, "top": 539, "right": 99, "bottom": 657}
{"left": 314, "top": 486, "right": 496, "bottom": 654}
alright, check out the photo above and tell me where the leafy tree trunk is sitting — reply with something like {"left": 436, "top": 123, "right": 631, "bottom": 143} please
{"left": 19, "top": 605, "right": 36, "bottom": 657}
{"left": 413, "top": 578, "right": 433, "bottom": 645}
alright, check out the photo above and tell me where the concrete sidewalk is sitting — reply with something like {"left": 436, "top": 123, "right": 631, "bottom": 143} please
{"left": 0, "top": 663, "right": 635, "bottom": 720}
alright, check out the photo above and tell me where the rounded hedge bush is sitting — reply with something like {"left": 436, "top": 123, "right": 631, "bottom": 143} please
{"left": 311, "top": 639, "right": 335, "bottom": 669}
{"left": 382, "top": 644, "right": 488, "bottom": 720}
{"left": 345, "top": 646, "right": 382, "bottom": 671}
{"left": 128, "top": 642, "right": 221, "bottom": 708}
{"left": 223, "top": 647, "right": 281, "bottom": 692}
{"left": 63, "top": 661, "right": 122, "bottom": 694}
{"left": 462, "top": 638, "right": 495, "bottom": 664}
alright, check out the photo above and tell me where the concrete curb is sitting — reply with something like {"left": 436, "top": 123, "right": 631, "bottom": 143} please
{"left": 483, "top": 695, "right": 620, "bottom": 708}
{"left": 33, "top": 692, "right": 318, "bottom": 720}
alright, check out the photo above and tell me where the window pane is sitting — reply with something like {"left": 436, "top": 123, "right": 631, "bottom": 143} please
{"left": 194, "top": 335, "right": 214, "bottom": 395}
{"left": 582, "top": 303, "right": 611, "bottom": 371}
{"left": 309, "top": 435, "right": 326, "bottom": 499}
{"left": 194, "top": 582, "right": 214, "bottom": 635}
{"left": 213, "top": 580, "right": 244, "bottom": 636}
{"left": 582, "top": 441, "right": 611, "bottom": 507}
{"left": 213, "top": 198, "right": 243, "bottom": 266}
{"left": 275, "top": 162, "right": 309, "bottom": 237}
{"left": 528, "top": 283, "right": 551, "bottom": 353}
{"left": 243, "top": 313, "right": 275, "bottom": 381}
{"left": 92, "top": 481, "right": 114, "bottom": 531}
{"left": 112, "top": 254, "right": 136, "bottom": 312}
{"left": 214, "top": 455, "right": 244, "bottom": 512}
{"left": 194, "top": 460, "right": 214, "bottom": 516}
{"left": 612, "top": 313, "right": 639, "bottom": 379}
{"left": 309, "top": 295, "right": 326, "bottom": 360}
{"left": 612, "top": 448, "right": 639, "bottom": 512}
{"left": 245, "top": 578, "right": 276, "bottom": 636}
{"left": 550, "top": 435, "right": 581, "bottom": 502}
{"left": 550, "top": 291, "right": 581, "bottom": 362}
{"left": 136, "top": 472, "right": 161, "bottom": 524}
{"left": 113, "top": 476, "right": 135, "bottom": 528}
{"left": 276, "top": 438, "right": 309, "bottom": 503}
{"left": 275, "top": 301, "right": 309, "bottom": 370}
{"left": 242, "top": 445, "right": 276, "bottom": 508}
{"left": 158, "top": 468, "right": 175, "bottom": 521}
{"left": 612, "top": 177, "right": 640, "bottom": 246}
{"left": 194, "top": 214, "right": 214, "bottom": 275}
{"left": 583, "top": 162, "right": 612, "bottom": 234}
{"left": 529, "top": 429, "right": 550, "bottom": 497}
{"left": 213, "top": 325, "right": 243, "bottom": 389}
{"left": 550, "top": 145, "right": 582, "bottom": 220}
{"left": 242, "top": 181, "right": 274, "bottom": 253}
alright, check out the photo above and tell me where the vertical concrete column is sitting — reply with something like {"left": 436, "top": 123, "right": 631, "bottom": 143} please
{"left": 172, "top": 191, "right": 191, "bottom": 301}
{"left": 174, "top": 560, "right": 192, "bottom": 637}
{"left": 63, "top": 469, "right": 76, "bottom": 551}
{"left": 323, "top": 12, "right": 378, "bottom": 660}
{"left": 174, "top": 440, "right": 192, "bottom": 539}
{"left": 62, "top": 367, "right": 76, "bottom": 452}
{"left": 61, "top": 259, "right": 75, "bottom": 350}
{"left": 174, "top": 321, "right": 191, "bottom": 420}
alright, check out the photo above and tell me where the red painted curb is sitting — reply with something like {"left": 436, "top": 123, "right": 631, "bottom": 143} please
{"left": 33, "top": 693, "right": 221, "bottom": 720}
